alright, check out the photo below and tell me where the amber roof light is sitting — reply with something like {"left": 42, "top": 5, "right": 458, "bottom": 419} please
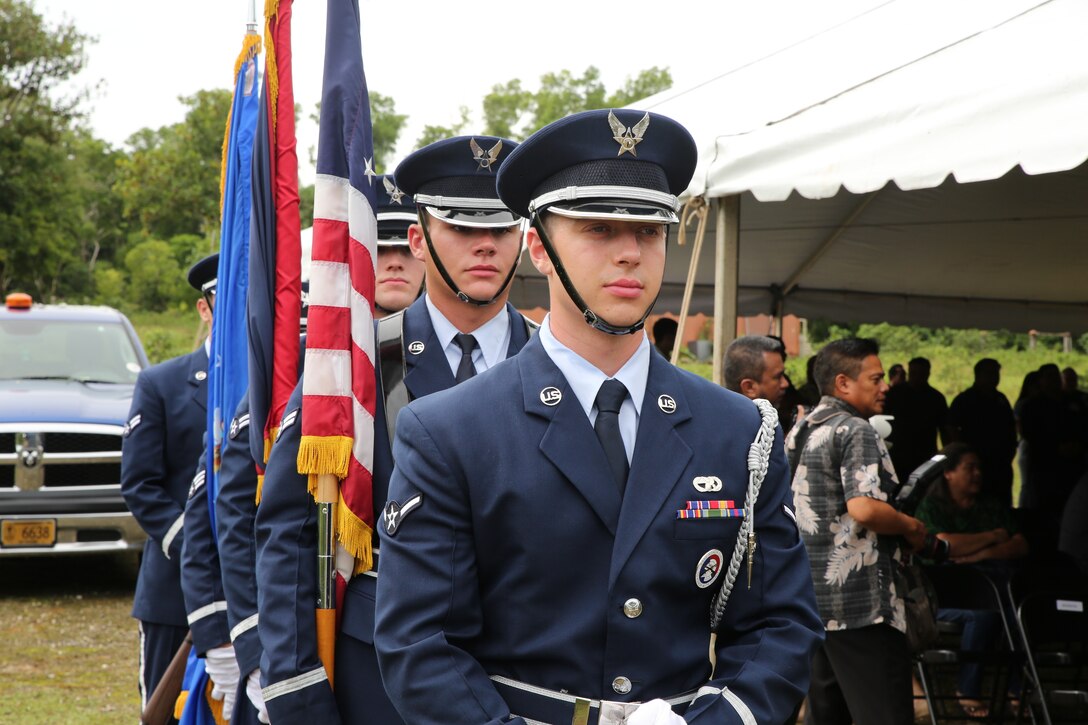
{"left": 5, "top": 292, "right": 32, "bottom": 310}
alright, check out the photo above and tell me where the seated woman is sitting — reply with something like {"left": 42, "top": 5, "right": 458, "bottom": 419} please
{"left": 916, "top": 442, "right": 1029, "bottom": 718}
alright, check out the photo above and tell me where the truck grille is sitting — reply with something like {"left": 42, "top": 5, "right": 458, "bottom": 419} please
{"left": 0, "top": 425, "right": 124, "bottom": 491}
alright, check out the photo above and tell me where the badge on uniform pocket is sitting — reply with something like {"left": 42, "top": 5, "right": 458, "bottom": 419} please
{"left": 676, "top": 500, "right": 744, "bottom": 519}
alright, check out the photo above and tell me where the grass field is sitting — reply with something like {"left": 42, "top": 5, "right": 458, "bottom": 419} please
{"left": 0, "top": 555, "right": 140, "bottom": 723}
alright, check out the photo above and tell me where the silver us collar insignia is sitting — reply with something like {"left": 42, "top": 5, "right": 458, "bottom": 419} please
{"left": 383, "top": 176, "right": 406, "bottom": 204}
{"left": 608, "top": 110, "right": 650, "bottom": 157}
{"left": 470, "top": 138, "right": 502, "bottom": 171}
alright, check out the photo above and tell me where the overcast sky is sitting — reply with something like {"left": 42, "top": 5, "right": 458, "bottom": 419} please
{"left": 36, "top": 0, "right": 886, "bottom": 183}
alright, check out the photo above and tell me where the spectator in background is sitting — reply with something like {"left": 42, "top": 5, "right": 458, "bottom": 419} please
{"left": 769, "top": 334, "right": 806, "bottom": 432}
{"left": 723, "top": 335, "right": 789, "bottom": 405}
{"left": 1062, "top": 366, "right": 1088, "bottom": 409}
{"left": 797, "top": 355, "right": 821, "bottom": 408}
{"left": 787, "top": 338, "right": 927, "bottom": 725}
{"left": 915, "top": 443, "right": 1027, "bottom": 718}
{"left": 652, "top": 316, "right": 678, "bottom": 359}
{"left": 1014, "top": 370, "right": 1041, "bottom": 503}
{"left": 1019, "top": 364, "right": 1088, "bottom": 556}
{"left": 884, "top": 357, "right": 949, "bottom": 482}
{"left": 888, "top": 363, "right": 906, "bottom": 387}
{"left": 1059, "top": 469, "right": 1088, "bottom": 577}
{"left": 948, "top": 359, "right": 1017, "bottom": 506}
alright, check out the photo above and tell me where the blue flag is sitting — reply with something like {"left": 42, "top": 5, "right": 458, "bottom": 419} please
{"left": 177, "top": 649, "right": 217, "bottom": 725}
{"left": 207, "top": 38, "right": 261, "bottom": 529}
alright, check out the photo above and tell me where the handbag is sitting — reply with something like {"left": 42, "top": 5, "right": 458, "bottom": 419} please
{"left": 896, "top": 560, "right": 939, "bottom": 653}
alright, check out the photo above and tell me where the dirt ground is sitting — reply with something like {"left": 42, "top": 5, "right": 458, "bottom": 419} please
{"left": 0, "top": 552, "right": 142, "bottom": 723}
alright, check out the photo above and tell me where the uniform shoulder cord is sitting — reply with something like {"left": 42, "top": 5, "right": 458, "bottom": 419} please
{"left": 710, "top": 398, "right": 778, "bottom": 631}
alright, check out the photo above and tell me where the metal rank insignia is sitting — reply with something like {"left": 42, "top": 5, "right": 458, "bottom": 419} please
{"left": 676, "top": 500, "right": 744, "bottom": 519}
{"left": 608, "top": 110, "right": 650, "bottom": 157}
{"left": 540, "top": 387, "right": 562, "bottom": 406}
{"left": 470, "top": 138, "right": 502, "bottom": 171}
{"left": 383, "top": 176, "right": 406, "bottom": 204}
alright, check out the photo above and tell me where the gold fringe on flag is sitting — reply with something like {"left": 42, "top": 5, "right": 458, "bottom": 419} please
{"left": 263, "top": 0, "right": 281, "bottom": 138}
{"left": 205, "top": 678, "right": 230, "bottom": 725}
{"left": 219, "top": 33, "right": 262, "bottom": 215}
{"left": 254, "top": 473, "right": 264, "bottom": 506}
{"left": 298, "top": 436, "right": 353, "bottom": 494}
{"left": 336, "top": 497, "right": 374, "bottom": 574}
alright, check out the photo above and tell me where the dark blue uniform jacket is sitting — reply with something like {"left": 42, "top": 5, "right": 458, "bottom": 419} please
{"left": 122, "top": 346, "right": 209, "bottom": 626}
{"left": 254, "top": 299, "right": 532, "bottom": 723}
{"left": 374, "top": 335, "right": 824, "bottom": 725}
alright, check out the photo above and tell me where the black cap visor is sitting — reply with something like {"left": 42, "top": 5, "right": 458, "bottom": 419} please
{"left": 544, "top": 199, "right": 678, "bottom": 224}
{"left": 424, "top": 206, "right": 522, "bottom": 229}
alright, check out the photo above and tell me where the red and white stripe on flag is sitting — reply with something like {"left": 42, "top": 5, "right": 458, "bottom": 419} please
{"left": 299, "top": 170, "right": 379, "bottom": 571}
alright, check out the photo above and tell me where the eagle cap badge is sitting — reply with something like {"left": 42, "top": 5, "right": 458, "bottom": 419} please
{"left": 608, "top": 110, "right": 650, "bottom": 157}
{"left": 383, "top": 176, "right": 406, "bottom": 204}
{"left": 470, "top": 138, "right": 503, "bottom": 171}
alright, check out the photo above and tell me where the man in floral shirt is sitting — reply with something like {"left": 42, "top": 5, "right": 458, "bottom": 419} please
{"left": 786, "top": 338, "right": 928, "bottom": 725}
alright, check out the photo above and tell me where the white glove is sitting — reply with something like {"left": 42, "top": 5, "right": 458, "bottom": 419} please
{"left": 204, "top": 645, "right": 240, "bottom": 721}
{"left": 627, "top": 699, "right": 687, "bottom": 725}
{"left": 246, "top": 668, "right": 270, "bottom": 724}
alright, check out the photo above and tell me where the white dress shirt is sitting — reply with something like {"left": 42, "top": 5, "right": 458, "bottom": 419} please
{"left": 538, "top": 314, "right": 650, "bottom": 464}
{"left": 424, "top": 294, "right": 512, "bottom": 378}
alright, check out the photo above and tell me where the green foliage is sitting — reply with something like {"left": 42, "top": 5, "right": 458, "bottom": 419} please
{"left": 124, "top": 239, "right": 185, "bottom": 311}
{"left": 310, "top": 91, "right": 407, "bottom": 173}
{"left": 415, "top": 106, "right": 471, "bottom": 149}
{"left": 299, "top": 184, "right": 314, "bottom": 228}
{"left": 114, "top": 89, "right": 232, "bottom": 240}
{"left": 370, "top": 92, "right": 407, "bottom": 172}
{"left": 127, "top": 308, "right": 203, "bottom": 363}
{"left": 481, "top": 66, "right": 673, "bottom": 141}
{"left": 0, "top": 0, "right": 110, "bottom": 301}
{"left": 92, "top": 264, "right": 125, "bottom": 308}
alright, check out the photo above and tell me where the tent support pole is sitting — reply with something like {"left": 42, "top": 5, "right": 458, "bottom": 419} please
{"left": 712, "top": 195, "right": 740, "bottom": 386}
{"left": 779, "top": 190, "right": 880, "bottom": 298}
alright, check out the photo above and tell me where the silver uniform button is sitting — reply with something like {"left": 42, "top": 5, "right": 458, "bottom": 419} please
{"left": 623, "top": 598, "right": 643, "bottom": 618}
{"left": 612, "top": 676, "right": 632, "bottom": 695}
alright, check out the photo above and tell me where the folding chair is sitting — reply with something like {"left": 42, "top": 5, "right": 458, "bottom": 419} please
{"left": 916, "top": 564, "right": 1018, "bottom": 723}
{"left": 1013, "top": 590, "right": 1088, "bottom": 725}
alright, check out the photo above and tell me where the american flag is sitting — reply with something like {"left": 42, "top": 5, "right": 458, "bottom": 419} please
{"left": 297, "top": 0, "right": 378, "bottom": 574}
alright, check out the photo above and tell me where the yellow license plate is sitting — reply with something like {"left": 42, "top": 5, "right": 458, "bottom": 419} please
{"left": 1, "top": 519, "right": 57, "bottom": 547}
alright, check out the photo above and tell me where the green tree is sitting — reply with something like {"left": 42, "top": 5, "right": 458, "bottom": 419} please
{"left": 415, "top": 106, "right": 471, "bottom": 149}
{"left": 124, "top": 239, "right": 184, "bottom": 311}
{"left": 298, "top": 184, "right": 314, "bottom": 228}
{"left": 371, "top": 92, "right": 407, "bottom": 172}
{"left": 0, "top": 0, "right": 110, "bottom": 300}
{"left": 480, "top": 66, "right": 673, "bottom": 141}
{"left": 114, "top": 89, "right": 232, "bottom": 241}
{"left": 309, "top": 91, "right": 407, "bottom": 173}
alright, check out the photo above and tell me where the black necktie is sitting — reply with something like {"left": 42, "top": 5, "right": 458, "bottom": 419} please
{"left": 594, "top": 379, "right": 629, "bottom": 494}
{"left": 453, "top": 333, "right": 478, "bottom": 384}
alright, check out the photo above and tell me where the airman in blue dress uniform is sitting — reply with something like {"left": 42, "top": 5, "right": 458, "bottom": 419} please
{"left": 122, "top": 253, "right": 218, "bottom": 714}
{"left": 373, "top": 110, "right": 824, "bottom": 725}
{"left": 254, "top": 143, "right": 536, "bottom": 723}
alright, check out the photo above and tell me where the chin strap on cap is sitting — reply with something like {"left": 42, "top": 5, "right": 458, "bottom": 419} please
{"left": 418, "top": 208, "right": 519, "bottom": 307}
{"left": 532, "top": 212, "right": 659, "bottom": 336}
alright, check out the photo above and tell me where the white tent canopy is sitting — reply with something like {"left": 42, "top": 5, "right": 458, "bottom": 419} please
{"left": 508, "top": 0, "right": 1088, "bottom": 340}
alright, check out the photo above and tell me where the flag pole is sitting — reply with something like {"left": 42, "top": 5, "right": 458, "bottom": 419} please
{"left": 246, "top": 0, "right": 258, "bottom": 34}
{"left": 315, "top": 473, "right": 338, "bottom": 686}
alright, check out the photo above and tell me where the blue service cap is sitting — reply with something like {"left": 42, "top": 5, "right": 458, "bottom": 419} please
{"left": 394, "top": 135, "right": 521, "bottom": 228}
{"left": 187, "top": 253, "right": 219, "bottom": 293}
{"left": 375, "top": 174, "right": 415, "bottom": 246}
{"left": 497, "top": 109, "right": 697, "bottom": 223}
